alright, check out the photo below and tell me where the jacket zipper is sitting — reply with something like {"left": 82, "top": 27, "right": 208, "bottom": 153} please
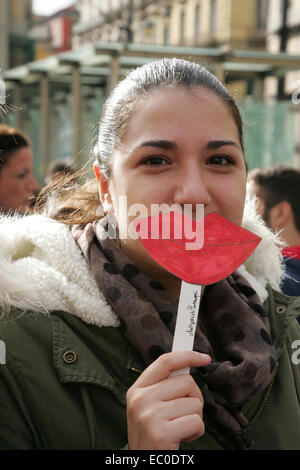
{"left": 129, "top": 367, "right": 142, "bottom": 374}
{"left": 243, "top": 361, "right": 279, "bottom": 432}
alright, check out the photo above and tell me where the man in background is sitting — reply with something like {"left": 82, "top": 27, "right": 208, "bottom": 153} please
{"left": 248, "top": 165, "right": 300, "bottom": 301}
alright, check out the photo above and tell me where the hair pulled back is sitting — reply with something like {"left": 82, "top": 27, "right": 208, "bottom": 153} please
{"left": 44, "top": 58, "right": 245, "bottom": 225}
{"left": 95, "top": 58, "right": 244, "bottom": 178}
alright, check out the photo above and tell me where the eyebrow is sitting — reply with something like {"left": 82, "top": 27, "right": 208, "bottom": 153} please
{"left": 139, "top": 140, "right": 177, "bottom": 150}
{"left": 138, "top": 139, "right": 240, "bottom": 151}
{"left": 205, "top": 140, "right": 241, "bottom": 150}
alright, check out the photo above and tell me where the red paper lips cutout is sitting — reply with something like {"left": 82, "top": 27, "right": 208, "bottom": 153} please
{"left": 134, "top": 212, "right": 261, "bottom": 285}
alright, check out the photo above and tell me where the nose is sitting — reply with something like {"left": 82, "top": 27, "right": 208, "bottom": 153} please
{"left": 173, "top": 162, "right": 212, "bottom": 209}
{"left": 27, "top": 174, "right": 40, "bottom": 194}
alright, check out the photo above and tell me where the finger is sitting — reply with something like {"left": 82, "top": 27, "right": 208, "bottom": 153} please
{"left": 167, "top": 413, "right": 205, "bottom": 444}
{"left": 161, "top": 397, "right": 203, "bottom": 421}
{"left": 145, "top": 373, "right": 204, "bottom": 402}
{"left": 133, "top": 351, "right": 211, "bottom": 388}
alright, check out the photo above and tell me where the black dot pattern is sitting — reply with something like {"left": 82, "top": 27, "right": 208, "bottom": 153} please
{"left": 123, "top": 264, "right": 140, "bottom": 279}
{"left": 260, "top": 329, "right": 273, "bottom": 345}
{"left": 252, "top": 303, "right": 267, "bottom": 317}
{"left": 149, "top": 281, "right": 165, "bottom": 291}
{"left": 238, "top": 285, "right": 257, "bottom": 298}
{"left": 106, "top": 287, "right": 121, "bottom": 303}
{"left": 104, "top": 263, "right": 119, "bottom": 275}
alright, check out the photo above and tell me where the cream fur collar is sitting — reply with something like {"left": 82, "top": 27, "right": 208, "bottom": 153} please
{"left": 0, "top": 196, "right": 285, "bottom": 328}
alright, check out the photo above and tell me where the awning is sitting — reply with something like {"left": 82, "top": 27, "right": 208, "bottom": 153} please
{"left": 1, "top": 42, "right": 300, "bottom": 174}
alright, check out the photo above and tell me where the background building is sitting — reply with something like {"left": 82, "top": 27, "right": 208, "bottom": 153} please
{"left": 264, "top": 0, "right": 300, "bottom": 164}
{"left": 1, "top": 0, "right": 300, "bottom": 183}
{"left": 71, "top": 0, "right": 272, "bottom": 98}
{"left": 72, "top": 0, "right": 269, "bottom": 50}
{"left": 30, "top": 6, "right": 78, "bottom": 61}
{"left": 265, "top": 0, "right": 300, "bottom": 99}
{"left": 0, "top": 0, "right": 34, "bottom": 69}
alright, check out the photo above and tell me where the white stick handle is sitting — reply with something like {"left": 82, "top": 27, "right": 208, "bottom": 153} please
{"left": 170, "top": 281, "right": 202, "bottom": 376}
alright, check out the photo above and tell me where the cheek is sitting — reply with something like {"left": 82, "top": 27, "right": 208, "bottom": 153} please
{"left": 213, "top": 177, "right": 246, "bottom": 224}
{"left": 0, "top": 178, "right": 22, "bottom": 210}
{"left": 109, "top": 169, "right": 150, "bottom": 217}
{"left": 8, "top": 177, "right": 29, "bottom": 198}
{"left": 9, "top": 180, "right": 25, "bottom": 197}
{"left": 0, "top": 176, "right": 14, "bottom": 198}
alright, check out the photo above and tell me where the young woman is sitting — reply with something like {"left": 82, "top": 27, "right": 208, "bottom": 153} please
{"left": 0, "top": 125, "right": 39, "bottom": 213}
{"left": 0, "top": 59, "right": 299, "bottom": 450}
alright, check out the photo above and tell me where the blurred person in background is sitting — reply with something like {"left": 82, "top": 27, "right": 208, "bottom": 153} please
{"left": 248, "top": 166, "right": 300, "bottom": 301}
{"left": 0, "top": 125, "right": 39, "bottom": 213}
{"left": 46, "top": 159, "right": 76, "bottom": 185}
{"left": 31, "top": 159, "right": 78, "bottom": 211}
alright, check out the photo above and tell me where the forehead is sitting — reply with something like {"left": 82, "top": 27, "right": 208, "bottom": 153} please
{"left": 119, "top": 86, "right": 240, "bottom": 147}
{"left": 6, "top": 147, "right": 32, "bottom": 167}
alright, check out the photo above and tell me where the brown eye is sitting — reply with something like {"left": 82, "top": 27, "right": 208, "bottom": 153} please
{"left": 142, "top": 156, "right": 169, "bottom": 166}
{"left": 16, "top": 170, "right": 28, "bottom": 179}
{"left": 208, "top": 156, "right": 234, "bottom": 166}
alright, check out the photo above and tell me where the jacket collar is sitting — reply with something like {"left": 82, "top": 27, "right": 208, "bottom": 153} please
{"left": 0, "top": 195, "right": 286, "bottom": 326}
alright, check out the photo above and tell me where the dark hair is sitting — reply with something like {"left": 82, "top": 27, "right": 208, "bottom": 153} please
{"left": 248, "top": 165, "right": 300, "bottom": 231}
{"left": 95, "top": 58, "right": 244, "bottom": 178}
{"left": 0, "top": 125, "right": 30, "bottom": 173}
{"left": 48, "top": 160, "right": 76, "bottom": 177}
{"left": 45, "top": 58, "right": 245, "bottom": 225}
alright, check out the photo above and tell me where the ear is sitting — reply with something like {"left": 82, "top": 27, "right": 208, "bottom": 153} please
{"left": 93, "top": 162, "right": 114, "bottom": 214}
{"left": 269, "top": 201, "right": 292, "bottom": 231}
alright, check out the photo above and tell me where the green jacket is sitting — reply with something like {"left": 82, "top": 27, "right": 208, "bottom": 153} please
{"left": 0, "top": 286, "right": 299, "bottom": 450}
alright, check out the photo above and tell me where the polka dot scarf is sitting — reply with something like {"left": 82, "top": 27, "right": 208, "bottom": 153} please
{"left": 72, "top": 221, "right": 277, "bottom": 450}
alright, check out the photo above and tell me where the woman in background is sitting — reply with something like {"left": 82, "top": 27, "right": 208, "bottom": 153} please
{"left": 0, "top": 125, "right": 39, "bottom": 213}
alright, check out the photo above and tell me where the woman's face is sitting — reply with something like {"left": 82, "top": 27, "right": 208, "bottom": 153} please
{"left": 0, "top": 147, "right": 39, "bottom": 213}
{"left": 100, "top": 87, "right": 247, "bottom": 287}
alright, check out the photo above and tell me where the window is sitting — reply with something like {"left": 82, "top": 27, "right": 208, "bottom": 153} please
{"left": 180, "top": 5, "right": 185, "bottom": 43}
{"left": 210, "top": 0, "right": 217, "bottom": 34}
{"left": 195, "top": 2, "right": 201, "bottom": 39}
{"left": 163, "top": 24, "right": 170, "bottom": 45}
{"left": 257, "top": 0, "right": 269, "bottom": 29}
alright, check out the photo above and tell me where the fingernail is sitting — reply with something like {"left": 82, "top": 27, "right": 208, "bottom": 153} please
{"left": 199, "top": 353, "right": 211, "bottom": 361}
